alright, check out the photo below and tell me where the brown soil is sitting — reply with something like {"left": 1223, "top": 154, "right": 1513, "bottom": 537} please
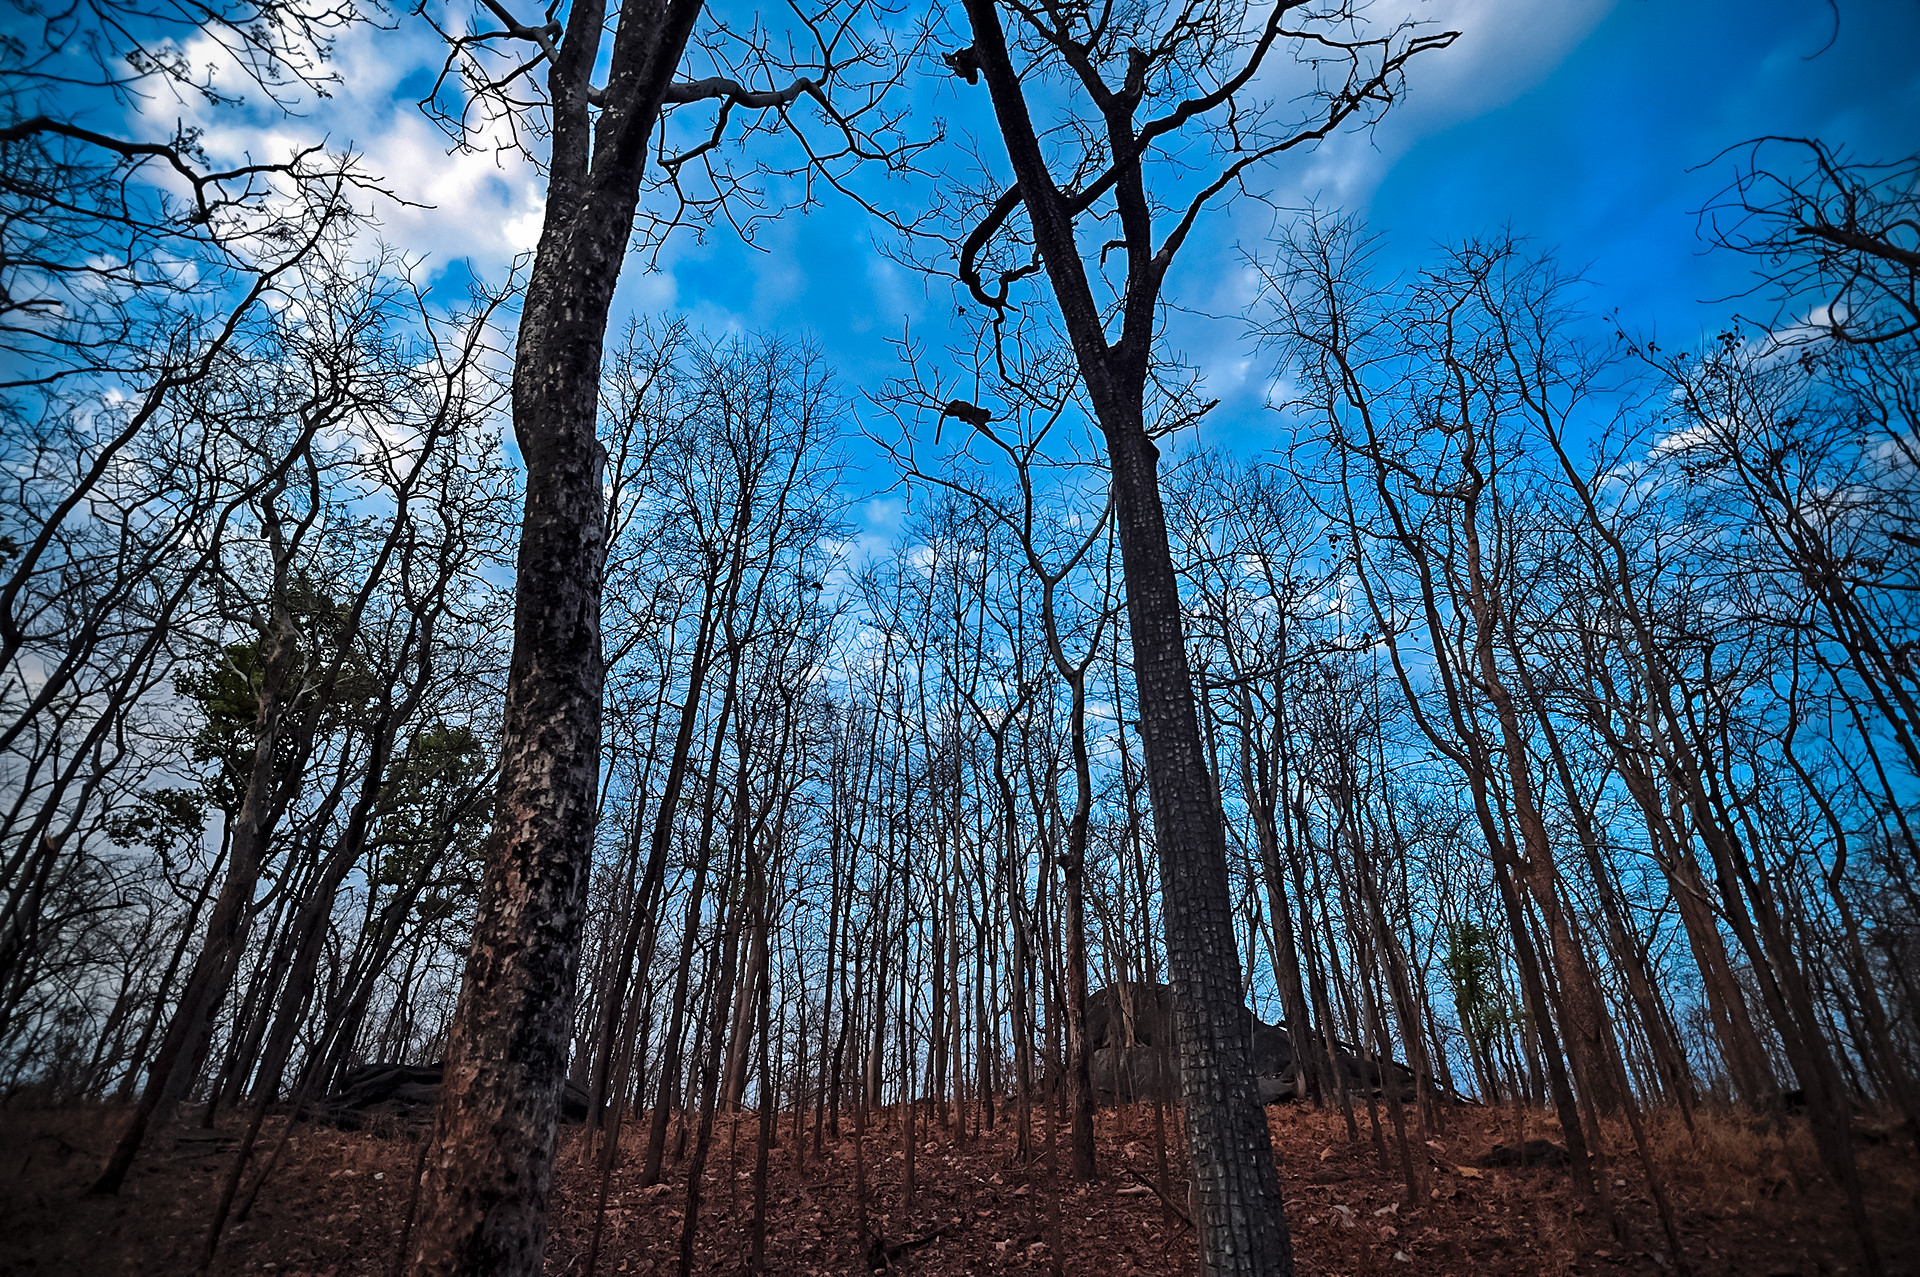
{"left": 1, "top": 1102, "right": 1913, "bottom": 1276}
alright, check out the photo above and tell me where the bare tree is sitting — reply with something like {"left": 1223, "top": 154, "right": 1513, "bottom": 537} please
{"left": 399, "top": 0, "right": 908, "bottom": 1267}
{"left": 909, "top": 3, "right": 1453, "bottom": 1268}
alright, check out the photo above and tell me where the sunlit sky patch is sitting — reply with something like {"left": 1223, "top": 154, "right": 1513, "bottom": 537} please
{"left": 121, "top": 0, "right": 1920, "bottom": 548}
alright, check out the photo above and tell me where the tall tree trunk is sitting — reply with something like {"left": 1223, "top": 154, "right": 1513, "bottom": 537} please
{"left": 586, "top": 566, "right": 723, "bottom": 1137}
{"left": 92, "top": 594, "right": 304, "bottom": 1195}
{"left": 1242, "top": 724, "right": 1321, "bottom": 1105}
{"left": 1061, "top": 668, "right": 1098, "bottom": 1179}
{"left": 954, "top": 1, "right": 1295, "bottom": 1262}
{"left": 1105, "top": 422, "right": 1294, "bottom": 1272}
{"left": 398, "top": 0, "right": 706, "bottom": 1266}
{"left": 401, "top": 250, "right": 609, "bottom": 1269}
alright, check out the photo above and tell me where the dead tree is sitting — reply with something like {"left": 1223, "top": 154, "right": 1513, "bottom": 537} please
{"left": 917, "top": 3, "right": 1453, "bottom": 1269}
{"left": 399, "top": 0, "right": 906, "bottom": 1269}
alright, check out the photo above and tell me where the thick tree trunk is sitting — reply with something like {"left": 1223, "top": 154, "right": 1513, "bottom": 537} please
{"left": 399, "top": 2, "right": 707, "bottom": 1263}
{"left": 400, "top": 234, "right": 610, "bottom": 1275}
{"left": 949, "top": 0, "right": 1295, "bottom": 1256}
{"left": 1106, "top": 424, "right": 1294, "bottom": 1275}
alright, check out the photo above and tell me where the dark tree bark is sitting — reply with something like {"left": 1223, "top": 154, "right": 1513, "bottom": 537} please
{"left": 400, "top": 3, "right": 706, "bottom": 1271}
{"left": 947, "top": 2, "right": 1293, "bottom": 1263}
{"left": 1104, "top": 421, "right": 1295, "bottom": 1273}
{"left": 941, "top": 3, "right": 1446, "bottom": 1266}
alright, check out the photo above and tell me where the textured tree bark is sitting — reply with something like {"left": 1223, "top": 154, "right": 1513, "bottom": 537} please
{"left": 400, "top": 244, "right": 610, "bottom": 1276}
{"left": 950, "top": 0, "right": 1294, "bottom": 1263}
{"left": 1107, "top": 425, "right": 1295, "bottom": 1274}
{"left": 397, "top": 0, "right": 708, "bottom": 1268}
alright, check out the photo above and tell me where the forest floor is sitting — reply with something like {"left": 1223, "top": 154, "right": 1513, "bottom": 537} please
{"left": 2, "top": 1100, "right": 1915, "bottom": 1276}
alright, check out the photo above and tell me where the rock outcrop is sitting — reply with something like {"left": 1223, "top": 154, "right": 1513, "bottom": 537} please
{"left": 320, "top": 1062, "right": 590, "bottom": 1128}
{"left": 1082, "top": 982, "right": 1432, "bottom": 1106}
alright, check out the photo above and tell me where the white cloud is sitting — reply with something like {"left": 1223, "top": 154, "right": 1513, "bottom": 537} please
{"left": 1295, "top": 0, "right": 1616, "bottom": 204}
{"left": 1161, "top": 0, "right": 1617, "bottom": 433}
{"left": 130, "top": 0, "right": 1624, "bottom": 443}
{"left": 171, "top": 21, "right": 549, "bottom": 285}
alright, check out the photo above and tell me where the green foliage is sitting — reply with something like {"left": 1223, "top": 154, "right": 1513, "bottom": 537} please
{"left": 373, "top": 722, "right": 493, "bottom": 925}
{"left": 173, "top": 639, "right": 284, "bottom": 812}
{"left": 104, "top": 786, "right": 207, "bottom": 856}
{"left": 1441, "top": 917, "right": 1511, "bottom": 1051}
{"left": 169, "top": 578, "right": 380, "bottom": 810}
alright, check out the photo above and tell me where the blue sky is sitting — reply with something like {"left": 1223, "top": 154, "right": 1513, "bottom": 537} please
{"left": 614, "top": 0, "right": 1920, "bottom": 477}
{"left": 1361, "top": 0, "right": 1920, "bottom": 337}
{"left": 170, "top": 0, "right": 1920, "bottom": 527}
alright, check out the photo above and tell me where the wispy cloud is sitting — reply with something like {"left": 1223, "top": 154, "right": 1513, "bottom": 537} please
{"left": 172, "top": 22, "right": 549, "bottom": 284}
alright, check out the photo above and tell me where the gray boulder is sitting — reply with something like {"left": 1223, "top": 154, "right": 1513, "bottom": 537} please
{"left": 1081, "top": 982, "right": 1431, "bottom": 1106}
{"left": 322, "top": 1062, "right": 591, "bottom": 1127}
